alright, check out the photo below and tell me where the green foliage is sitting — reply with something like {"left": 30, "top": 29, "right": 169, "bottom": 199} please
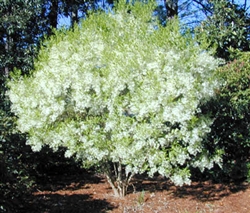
{"left": 202, "top": 51, "right": 250, "bottom": 181}
{"left": 0, "top": 1, "right": 50, "bottom": 211}
{"left": 0, "top": 108, "right": 32, "bottom": 212}
{"left": 8, "top": 0, "right": 223, "bottom": 197}
{"left": 137, "top": 189, "right": 145, "bottom": 205}
{"left": 0, "top": 0, "right": 49, "bottom": 74}
{"left": 195, "top": 0, "right": 250, "bottom": 60}
{"left": 247, "top": 162, "right": 250, "bottom": 182}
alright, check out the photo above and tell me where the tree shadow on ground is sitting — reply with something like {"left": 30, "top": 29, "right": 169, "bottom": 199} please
{"left": 21, "top": 193, "right": 114, "bottom": 213}
{"left": 19, "top": 170, "right": 115, "bottom": 213}
{"left": 17, "top": 171, "right": 249, "bottom": 213}
{"left": 35, "top": 169, "right": 104, "bottom": 191}
{"left": 128, "top": 174, "right": 249, "bottom": 202}
{"left": 172, "top": 180, "right": 249, "bottom": 202}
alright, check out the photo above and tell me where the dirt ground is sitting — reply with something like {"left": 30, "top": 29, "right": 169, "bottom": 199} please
{"left": 21, "top": 171, "right": 250, "bottom": 213}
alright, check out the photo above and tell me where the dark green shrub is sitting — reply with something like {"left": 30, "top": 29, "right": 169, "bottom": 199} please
{"left": 201, "top": 51, "right": 250, "bottom": 181}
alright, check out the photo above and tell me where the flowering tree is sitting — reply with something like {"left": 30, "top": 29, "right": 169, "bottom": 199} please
{"left": 8, "top": 1, "right": 223, "bottom": 197}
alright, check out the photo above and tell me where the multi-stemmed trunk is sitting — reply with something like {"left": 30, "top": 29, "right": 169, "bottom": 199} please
{"left": 103, "top": 161, "right": 134, "bottom": 197}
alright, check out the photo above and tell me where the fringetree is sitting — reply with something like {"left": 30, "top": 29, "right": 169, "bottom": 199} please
{"left": 8, "top": 0, "right": 223, "bottom": 197}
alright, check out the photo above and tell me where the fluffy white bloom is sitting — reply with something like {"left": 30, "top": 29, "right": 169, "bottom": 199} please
{"left": 170, "top": 172, "right": 191, "bottom": 186}
{"left": 7, "top": 1, "right": 222, "bottom": 189}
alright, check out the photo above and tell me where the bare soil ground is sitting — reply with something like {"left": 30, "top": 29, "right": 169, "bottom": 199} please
{"left": 22, "top": 170, "right": 250, "bottom": 213}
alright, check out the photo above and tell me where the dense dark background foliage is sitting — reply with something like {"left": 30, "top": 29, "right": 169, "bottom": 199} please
{"left": 195, "top": 0, "right": 250, "bottom": 61}
{"left": 196, "top": 51, "right": 250, "bottom": 182}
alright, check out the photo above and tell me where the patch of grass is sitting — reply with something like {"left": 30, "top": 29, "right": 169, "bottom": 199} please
{"left": 137, "top": 190, "right": 145, "bottom": 205}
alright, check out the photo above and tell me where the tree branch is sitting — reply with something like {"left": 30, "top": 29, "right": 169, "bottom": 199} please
{"left": 192, "top": 0, "right": 213, "bottom": 17}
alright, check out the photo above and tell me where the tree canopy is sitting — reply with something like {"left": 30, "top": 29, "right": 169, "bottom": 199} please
{"left": 8, "top": 0, "right": 223, "bottom": 197}
{"left": 195, "top": 0, "right": 250, "bottom": 60}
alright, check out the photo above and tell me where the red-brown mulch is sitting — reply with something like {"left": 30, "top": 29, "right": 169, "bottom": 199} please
{"left": 17, "top": 171, "right": 250, "bottom": 213}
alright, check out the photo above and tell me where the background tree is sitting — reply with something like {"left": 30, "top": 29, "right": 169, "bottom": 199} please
{"left": 58, "top": 0, "right": 111, "bottom": 26}
{"left": 192, "top": 1, "right": 250, "bottom": 179}
{"left": 165, "top": 0, "right": 178, "bottom": 18}
{"left": 200, "top": 50, "right": 250, "bottom": 181}
{"left": 195, "top": 0, "right": 250, "bottom": 60}
{"left": 0, "top": 0, "right": 83, "bottom": 211}
{"left": 8, "top": 0, "right": 223, "bottom": 197}
{"left": 0, "top": 0, "right": 48, "bottom": 75}
{"left": 0, "top": 0, "right": 48, "bottom": 210}
{"left": 160, "top": 0, "right": 249, "bottom": 37}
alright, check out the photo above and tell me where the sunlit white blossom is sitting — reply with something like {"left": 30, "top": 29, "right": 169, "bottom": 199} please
{"left": 7, "top": 0, "right": 223, "bottom": 192}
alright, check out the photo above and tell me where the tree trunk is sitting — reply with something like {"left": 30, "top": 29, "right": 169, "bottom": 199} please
{"left": 48, "top": 0, "right": 59, "bottom": 34}
{"left": 165, "top": 0, "right": 178, "bottom": 19}
{"left": 104, "top": 161, "right": 134, "bottom": 197}
{"left": 70, "top": 3, "right": 79, "bottom": 26}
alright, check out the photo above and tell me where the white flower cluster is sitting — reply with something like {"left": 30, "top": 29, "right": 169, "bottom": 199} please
{"left": 8, "top": 1, "right": 222, "bottom": 187}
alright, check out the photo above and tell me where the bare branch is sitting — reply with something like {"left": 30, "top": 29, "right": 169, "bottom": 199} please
{"left": 192, "top": 0, "right": 212, "bottom": 17}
